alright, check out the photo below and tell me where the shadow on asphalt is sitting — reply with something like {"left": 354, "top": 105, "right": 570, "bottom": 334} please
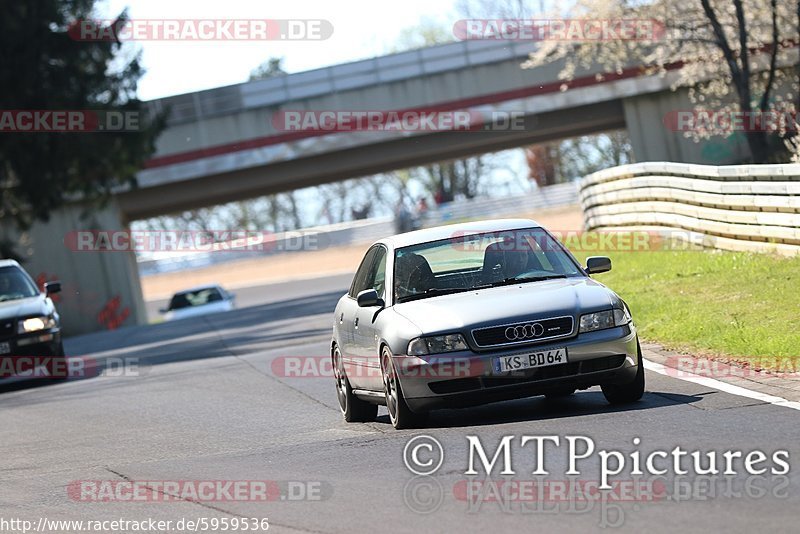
{"left": 374, "top": 390, "right": 705, "bottom": 428}
{"left": 0, "top": 290, "right": 344, "bottom": 396}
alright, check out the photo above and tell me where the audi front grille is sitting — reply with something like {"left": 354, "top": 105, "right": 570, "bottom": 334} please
{"left": 471, "top": 316, "right": 575, "bottom": 348}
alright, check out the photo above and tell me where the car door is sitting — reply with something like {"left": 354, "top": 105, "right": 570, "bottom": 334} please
{"left": 339, "top": 246, "right": 379, "bottom": 388}
{"left": 353, "top": 245, "right": 388, "bottom": 391}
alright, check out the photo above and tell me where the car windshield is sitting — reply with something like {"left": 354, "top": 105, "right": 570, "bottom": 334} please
{"left": 168, "top": 287, "right": 224, "bottom": 310}
{"left": 394, "top": 227, "right": 582, "bottom": 303}
{"left": 0, "top": 266, "right": 40, "bottom": 302}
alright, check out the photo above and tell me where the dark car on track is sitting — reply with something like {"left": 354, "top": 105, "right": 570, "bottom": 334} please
{"left": 0, "top": 260, "right": 64, "bottom": 379}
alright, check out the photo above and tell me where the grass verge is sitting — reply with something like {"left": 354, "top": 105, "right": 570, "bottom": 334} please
{"left": 570, "top": 247, "right": 800, "bottom": 368}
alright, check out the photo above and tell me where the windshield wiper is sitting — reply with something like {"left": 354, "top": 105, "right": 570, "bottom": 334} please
{"left": 399, "top": 275, "right": 569, "bottom": 302}
{"left": 398, "top": 286, "right": 471, "bottom": 303}
{"left": 490, "top": 274, "right": 568, "bottom": 287}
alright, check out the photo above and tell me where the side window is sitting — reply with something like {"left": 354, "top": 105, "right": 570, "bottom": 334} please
{"left": 349, "top": 247, "right": 379, "bottom": 297}
{"left": 366, "top": 247, "right": 387, "bottom": 298}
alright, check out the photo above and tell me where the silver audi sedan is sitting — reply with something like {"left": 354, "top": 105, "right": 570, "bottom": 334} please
{"left": 331, "top": 218, "right": 643, "bottom": 429}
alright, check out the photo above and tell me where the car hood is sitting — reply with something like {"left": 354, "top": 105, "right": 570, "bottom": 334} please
{"left": 392, "top": 277, "right": 617, "bottom": 334}
{"left": 0, "top": 295, "right": 49, "bottom": 320}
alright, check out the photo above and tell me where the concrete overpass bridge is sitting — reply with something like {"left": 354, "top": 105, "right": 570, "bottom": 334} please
{"left": 118, "top": 39, "right": 734, "bottom": 221}
{"left": 16, "top": 39, "right": 774, "bottom": 334}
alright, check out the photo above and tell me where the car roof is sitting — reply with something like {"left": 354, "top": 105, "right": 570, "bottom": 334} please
{"left": 172, "top": 284, "right": 223, "bottom": 296}
{"left": 0, "top": 259, "right": 22, "bottom": 268}
{"left": 378, "top": 218, "right": 542, "bottom": 249}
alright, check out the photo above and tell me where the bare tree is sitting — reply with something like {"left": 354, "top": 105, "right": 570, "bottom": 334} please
{"left": 558, "top": 131, "right": 634, "bottom": 180}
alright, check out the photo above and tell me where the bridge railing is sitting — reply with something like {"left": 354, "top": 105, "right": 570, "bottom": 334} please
{"left": 425, "top": 182, "right": 578, "bottom": 226}
{"left": 146, "top": 39, "right": 538, "bottom": 126}
{"left": 579, "top": 162, "right": 800, "bottom": 256}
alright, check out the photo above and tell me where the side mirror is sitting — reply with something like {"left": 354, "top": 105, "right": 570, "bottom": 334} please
{"left": 44, "top": 281, "right": 62, "bottom": 295}
{"left": 585, "top": 256, "right": 612, "bottom": 274}
{"left": 357, "top": 288, "right": 384, "bottom": 308}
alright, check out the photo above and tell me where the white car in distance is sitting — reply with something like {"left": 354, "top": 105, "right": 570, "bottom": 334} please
{"left": 160, "top": 284, "right": 236, "bottom": 321}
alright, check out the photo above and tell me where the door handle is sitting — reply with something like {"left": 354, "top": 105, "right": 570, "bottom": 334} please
{"left": 354, "top": 317, "right": 359, "bottom": 328}
{"left": 339, "top": 312, "right": 344, "bottom": 323}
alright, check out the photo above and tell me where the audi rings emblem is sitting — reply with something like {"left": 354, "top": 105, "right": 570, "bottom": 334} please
{"left": 504, "top": 323, "right": 544, "bottom": 341}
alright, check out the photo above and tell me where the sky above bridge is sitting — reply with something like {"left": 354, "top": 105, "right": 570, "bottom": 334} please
{"left": 99, "top": 0, "right": 567, "bottom": 227}
{"left": 100, "top": 0, "right": 459, "bottom": 100}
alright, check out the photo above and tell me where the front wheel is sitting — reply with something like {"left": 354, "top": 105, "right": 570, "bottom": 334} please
{"left": 333, "top": 345, "right": 377, "bottom": 422}
{"left": 601, "top": 341, "right": 645, "bottom": 404}
{"left": 381, "top": 347, "right": 427, "bottom": 430}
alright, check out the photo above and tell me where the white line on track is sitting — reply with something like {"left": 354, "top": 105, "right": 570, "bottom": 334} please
{"left": 644, "top": 359, "right": 800, "bottom": 412}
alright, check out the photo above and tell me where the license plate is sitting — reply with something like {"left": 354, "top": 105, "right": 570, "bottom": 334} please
{"left": 0, "top": 342, "right": 10, "bottom": 354}
{"left": 494, "top": 347, "right": 568, "bottom": 373}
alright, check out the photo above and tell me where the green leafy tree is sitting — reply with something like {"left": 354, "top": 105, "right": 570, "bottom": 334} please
{"left": 249, "top": 57, "right": 288, "bottom": 81}
{"left": 0, "top": 1, "right": 164, "bottom": 234}
{"left": 390, "top": 17, "right": 454, "bottom": 52}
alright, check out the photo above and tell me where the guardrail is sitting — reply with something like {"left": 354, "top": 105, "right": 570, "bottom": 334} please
{"left": 579, "top": 162, "right": 800, "bottom": 256}
{"left": 137, "top": 182, "right": 579, "bottom": 276}
{"left": 426, "top": 182, "right": 578, "bottom": 226}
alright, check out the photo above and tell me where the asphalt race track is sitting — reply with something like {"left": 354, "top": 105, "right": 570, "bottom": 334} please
{"left": 2, "top": 273, "right": 799, "bottom": 533}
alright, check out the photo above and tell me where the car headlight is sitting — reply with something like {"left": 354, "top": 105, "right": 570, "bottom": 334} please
{"left": 407, "top": 334, "right": 469, "bottom": 355}
{"left": 579, "top": 308, "right": 631, "bottom": 333}
{"left": 18, "top": 316, "right": 56, "bottom": 334}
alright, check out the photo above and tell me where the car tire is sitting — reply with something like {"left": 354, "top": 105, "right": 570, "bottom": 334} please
{"left": 333, "top": 345, "right": 377, "bottom": 422}
{"left": 381, "top": 347, "right": 428, "bottom": 430}
{"left": 601, "top": 341, "right": 645, "bottom": 404}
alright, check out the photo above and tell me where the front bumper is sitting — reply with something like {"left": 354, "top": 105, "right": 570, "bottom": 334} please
{"left": 395, "top": 324, "right": 639, "bottom": 412}
{"left": 0, "top": 328, "right": 64, "bottom": 379}
{"left": 2, "top": 328, "right": 63, "bottom": 357}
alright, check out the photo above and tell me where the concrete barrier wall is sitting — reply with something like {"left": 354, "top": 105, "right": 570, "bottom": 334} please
{"left": 580, "top": 162, "right": 800, "bottom": 256}
{"left": 0, "top": 200, "right": 146, "bottom": 336}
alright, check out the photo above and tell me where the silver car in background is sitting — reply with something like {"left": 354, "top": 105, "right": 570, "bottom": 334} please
{"left": 331, "top": 219, "right": 644, "bottom": 429}
{"left": 160, "top": 284, "right": 236, "bottom": 321}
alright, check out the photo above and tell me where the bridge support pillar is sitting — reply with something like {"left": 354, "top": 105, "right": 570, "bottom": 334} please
{"left": 622, "top": 88, "right": 751, "bottom": 164}
{"left": 1, "top": 200, "right": 146, "bottom": 336}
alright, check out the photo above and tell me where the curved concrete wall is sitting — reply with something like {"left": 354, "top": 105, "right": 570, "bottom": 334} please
{"left": 580, "top": 162, "right": 800, "bottom": 256}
